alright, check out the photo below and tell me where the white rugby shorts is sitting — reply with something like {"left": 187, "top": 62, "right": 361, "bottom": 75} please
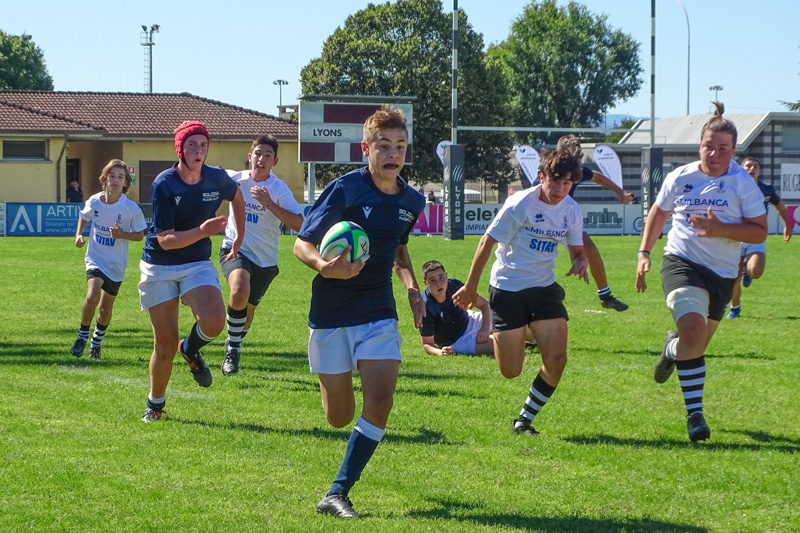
{"left": 739, "top": 241, "right": 766, "bottom": 257}
{"left": 449, "top": 310, "right": 484, "bottom": 354}
{"left": 138, "top": 260, "right": 221, "bottom": 310}
{"left": 308, "top": 318, "right": 402, "bottom": 374}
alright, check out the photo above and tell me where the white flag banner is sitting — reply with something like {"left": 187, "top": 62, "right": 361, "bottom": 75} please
{"left": 436, "top": 140, "right": 453, "bottom": 165}
{"left": 592, "top": 145, "right": 623, "bottom": 189}
{"left": 515, "top": 145, "right": 540, "bottom": 186}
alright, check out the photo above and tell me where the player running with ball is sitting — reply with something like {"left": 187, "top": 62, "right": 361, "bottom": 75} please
{"left": 294, "top": 105, "right": 425, "bottom": 519}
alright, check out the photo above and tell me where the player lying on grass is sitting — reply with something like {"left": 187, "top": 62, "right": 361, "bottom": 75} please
{"left": 419, "top": 260, "right": 494, "bottom": 356}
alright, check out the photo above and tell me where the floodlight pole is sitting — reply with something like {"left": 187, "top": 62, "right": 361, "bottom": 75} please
{"left": 675, "top": 0, "right": 690, "bottom": 115}
{"left": 273, "top": 79, "right": 288, "bottom": 107}
{"left": 140, "top": 24, "right": 160, "bottom": 93}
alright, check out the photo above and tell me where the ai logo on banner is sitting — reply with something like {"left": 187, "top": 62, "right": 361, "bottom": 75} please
{"left": 9, "top": 204, "right": 41, "bottom": 233}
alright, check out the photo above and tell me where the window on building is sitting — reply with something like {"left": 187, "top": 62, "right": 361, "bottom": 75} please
{"left": 783, "top": 126, "right": 800, "bottom": 152}
{"left": 2, "top": 140, "right": 47, "bottom": 160}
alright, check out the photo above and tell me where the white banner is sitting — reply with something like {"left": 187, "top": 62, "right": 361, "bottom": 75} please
{"left": 436, "top": 140, "right": 452, "bottom": 165}
{"left": 592, "top": 145, "right": 623, "bottom": 190}
{"left": 515, "top": 145, "right": 540, "bottom": 186}
{"left": 780, "top": 163, "right": 800, "bottom": 199}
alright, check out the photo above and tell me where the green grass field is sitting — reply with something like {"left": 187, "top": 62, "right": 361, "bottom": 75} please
{"left": 1, "top": 235, "right": 798, "bottom": 532}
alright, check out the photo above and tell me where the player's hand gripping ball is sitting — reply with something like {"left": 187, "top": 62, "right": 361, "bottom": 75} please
{"left": 319, "top": 221, "right": 370, "bottom": 263}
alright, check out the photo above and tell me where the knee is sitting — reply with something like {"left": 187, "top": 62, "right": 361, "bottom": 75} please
{"left": 678, "top": 320, "right": 706, "bottom": 346}
{"left": 749, "top": 264, "right": 765, "bottom": 279}
{"left": 153, "top": 338, "right": 178, "bottom": 360}
{"left": 198, "top": 313, "right": 226, "bottom": 338}
{"left": 229, "top": 287, "right": 250, "bottom": 309}
{"left": 496, "top": 355, "right": 523, "bottom": 379}
{"left": 498, "top": 364, "right": 522, "bottom": 379}
{"left": 97, "top": 305, "right": 112, "bottom": 321}
{"left": 326, "top": 407, "right": 355, "bottom": 428}
{"left": 85, "top": 292, "right": 101, "bottom": 307}
{"left": 542, "top": 351, "right": 567, "bottom": 375}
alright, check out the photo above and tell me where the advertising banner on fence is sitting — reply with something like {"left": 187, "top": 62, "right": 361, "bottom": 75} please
{"left": 781, "top": 163, "right": 800, "bottom": 200}
{"left": 5, "top": 203, "right": 86, "bottom": 236}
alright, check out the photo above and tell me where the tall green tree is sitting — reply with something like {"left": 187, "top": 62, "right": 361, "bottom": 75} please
{"left": 0, "top": 30, "right": 54, "bottom": 90}
{"left": 300, "top": 0, "right": 514, "bottom": 188}
{"left": 488, "top": 0, "right": 642, "bottom": 144}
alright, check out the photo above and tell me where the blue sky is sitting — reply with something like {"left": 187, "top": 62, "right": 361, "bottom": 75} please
{"left": 4, "top": 0, "right": 799, "bottom": 121}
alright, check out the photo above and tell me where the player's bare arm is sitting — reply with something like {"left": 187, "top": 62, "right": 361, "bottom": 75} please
{"left": 591, "top": 171, "right": 634, "bottom": 204}
{"left": 109, "top": 223, "right": 144, "bottom": 241}
{"left": 636, "top": 204, "right": 671, "bottom": 292}
{"left": 75, "top": 218, "right": 88, "bottom": 248}
{"left": 294, "top": 238, "right": 364, "bottom": 280}
{"left": 453, "top": 232, "right": 498, "bottom": 310}
{"left": 421, "top": 335, "right": 452, "bottom": 356}
{"left": 156, "top": 215, "right": 228, "bottom": 250}
{"left": 775, "top": 200, "right": 793, "bottom": 243}
{"left": 566, "top": 245, "right": 589, "bottom": 283}
{"left": 251, "top": 185, "right": 304, "bottom": 232}
{"left": 394, "top": 244, "right": 425, "bottom": 327}
{"left": 689, "top": 208, "right": 767, "bottom": 243}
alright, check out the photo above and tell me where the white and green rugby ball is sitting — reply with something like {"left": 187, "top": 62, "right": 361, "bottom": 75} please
{"left": 319, "top": 221, "right": 370, "bottom": 263}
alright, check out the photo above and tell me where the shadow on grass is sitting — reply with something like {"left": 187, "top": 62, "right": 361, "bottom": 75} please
{"left": 396, "top": 384, "right": 487, "bottom": 400}
{"left": 407, "top": 497, "right": 707, "bottom": 532}
{"left": 564, "top": 433, "right": 800, "bottom": 454}
{"left": 636, "top": 349, "right": 776, "bottom": 361}
{"left": 725, "top": 429, "right": 800, "bottom": 447}
{"left": 173, "top": 417, "right": 454, "bottom": 445}
{"left": 745, "top": 315, "right": 800, "bottom": 321}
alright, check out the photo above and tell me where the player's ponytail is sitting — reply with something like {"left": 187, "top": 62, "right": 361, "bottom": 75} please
{"left": 701, "top": 101, "right": 738, "bottom": 145}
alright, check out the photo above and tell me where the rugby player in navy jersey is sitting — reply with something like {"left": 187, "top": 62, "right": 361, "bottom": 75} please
{"left": 419, "top": 260, "right": 494, "bottom": 356}
{"left": 637, "top": 103, "right": 767, "bottom": 441}
{"left": 454, "top": 149, "right": 589, "bottom": 437}
{"left": 138, "top": 121, "right": 245, "bottom": 422}
{"left": 294, "top": 106, "right": 425, "bottom": 519}
{"left": 726, "top": 156, "right": 793, "bottom": 318}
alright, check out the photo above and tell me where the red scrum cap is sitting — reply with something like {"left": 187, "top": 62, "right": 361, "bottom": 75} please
{"left": 174, "top": 120, "right": 210, "bottom": 159}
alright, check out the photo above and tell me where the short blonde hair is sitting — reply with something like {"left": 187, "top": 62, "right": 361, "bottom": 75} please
{"left": 363, "top": 105, "right": 408, "bottom": 143}
{"left": 99, "top": 159, "right": 132, "bottom": 193}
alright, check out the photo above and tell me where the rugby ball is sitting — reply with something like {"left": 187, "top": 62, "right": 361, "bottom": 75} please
{"left": 319, "top": 221, "right": 370, "bottom": 263}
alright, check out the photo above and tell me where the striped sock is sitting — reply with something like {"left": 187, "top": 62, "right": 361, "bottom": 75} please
{"left": 91, "top": 322, "right": 108, "bottom": 348}
{"left": 183, "top": 323, "right": 215, "bottom": 357}
{"left": 226, "top": 306, "right": 247, "bottom": 350}
{"left": 78, "top": 325, "right": 91, "bottom": 341}
{"left": 666, "top": 337, "right": 678, "bottom": 359}
{"left": 677, "top": 357, "right": 706, "bottom": 416}
{"left": 597, "top": 286, "right": 611, "bottom": 298}
{"left": 518, "top": 372, "right": 556, "bottom": 423}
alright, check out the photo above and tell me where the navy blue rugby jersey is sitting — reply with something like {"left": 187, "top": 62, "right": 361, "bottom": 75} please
{"left": 533, "top": 166, "right": 593, "bottom": 198}
{"left": 298, "top": 167, "right": 426, "bottom": 329}
{"left": 757, "top": 180, "right": 781, "bottom": 211}
{"left": 142, "top": 164, "right": 238, "bottom": 265}
{"left": 419, "top": 278, "right": 470, "bottom": 348}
